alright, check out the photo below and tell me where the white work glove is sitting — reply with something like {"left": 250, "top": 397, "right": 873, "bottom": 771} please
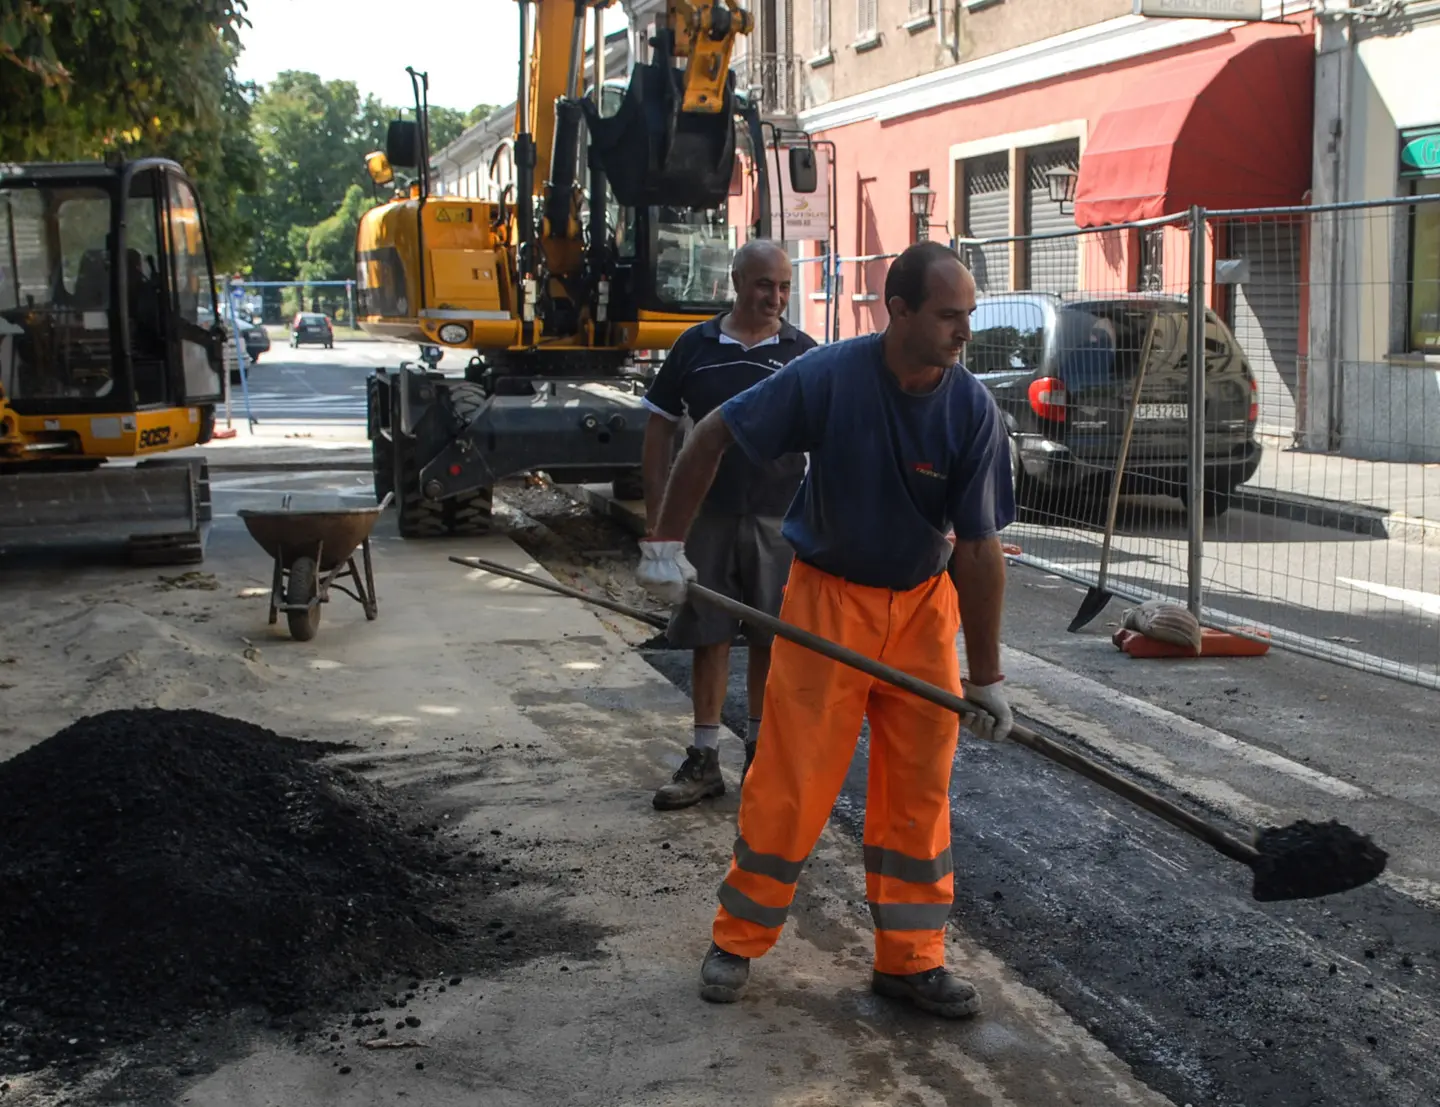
{"left": 963, "top": 679, "right": 1013, "bottom": 743}
{"left": 636, "top": 540, "right": 696, "bottom": 606}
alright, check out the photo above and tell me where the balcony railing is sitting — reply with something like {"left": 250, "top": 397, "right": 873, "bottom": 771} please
{"left": 731, "top": 51, "right": 802, "bottom": 118}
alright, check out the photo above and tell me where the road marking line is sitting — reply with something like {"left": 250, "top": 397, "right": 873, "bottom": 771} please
{"left": 1337, "top": 576, "right": 1440, "bottom": 616}
{"left": 1000, "top": 644, "right": 1369, "bottom": 801}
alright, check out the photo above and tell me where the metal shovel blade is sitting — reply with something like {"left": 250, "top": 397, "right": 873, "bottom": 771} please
{"left": 1067, "top": 586, "right": 1114, "bottom": 633}
{"left": 1250, "top": 819, "right": 1390, "bottom": 902}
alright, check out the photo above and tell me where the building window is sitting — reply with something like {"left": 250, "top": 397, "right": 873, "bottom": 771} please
{"left": 910, "top": 169, "right": 931, "bottom": 244}
{"left": 856, "top": 0, "right": 877, "bottom": 42}
{"left": 907, "top": 0, "right": 933, "bottom": 19}
{"left": 1409, "top": 178, "right": 1440, "bottom": 353}
{"left": 1139, "top": 227, "right": 1165, "bottom": 292}
{"left": 812, "top": 0, "right": 831, "bottom": 56}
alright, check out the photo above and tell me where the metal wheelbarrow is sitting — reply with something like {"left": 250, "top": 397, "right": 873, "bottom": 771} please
{"left": 237, "top": 492, "right": 393, "bottom": 641}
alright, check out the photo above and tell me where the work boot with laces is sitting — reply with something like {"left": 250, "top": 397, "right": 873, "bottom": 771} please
{"left": 700, "top": 942, "right": 750, "bottom": 1003}
{"left": 871, "top": 966, "right": 982, "bottom": 1019}
{"left": 652, "top": 746, "right": 724, "bottom": 810}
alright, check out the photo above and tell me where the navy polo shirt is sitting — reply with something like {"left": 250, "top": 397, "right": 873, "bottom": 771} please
{"left": 643, "top": 314, "right": 817, "bottom": 517}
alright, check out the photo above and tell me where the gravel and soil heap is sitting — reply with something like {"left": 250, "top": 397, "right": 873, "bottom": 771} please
{"left": 0, "top": 708, "right": 470, "bottom": 1069}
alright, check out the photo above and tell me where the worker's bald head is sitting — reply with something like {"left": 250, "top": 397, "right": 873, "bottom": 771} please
{"left": 730, "top": 239, "right": 791, "bottom": 327}
{"left": 731, "top": 238, "right": 790, "bottom": 283}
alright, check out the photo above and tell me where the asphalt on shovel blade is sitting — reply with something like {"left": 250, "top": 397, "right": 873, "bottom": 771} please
{"left": 1250, "top": 819, "right": 1389, "bottom": 902}
{"left": 1067, "top": 587, "right": 1113, "bottom": 633}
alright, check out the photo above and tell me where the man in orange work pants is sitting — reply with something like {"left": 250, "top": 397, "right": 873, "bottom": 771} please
{"left": 637, "top": 241, "right": 1016, "bottom": 1018}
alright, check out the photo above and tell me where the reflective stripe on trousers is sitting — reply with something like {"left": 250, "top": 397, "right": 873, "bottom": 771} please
{"left": 712, "top": 558, "right": 963, "bottom": 975}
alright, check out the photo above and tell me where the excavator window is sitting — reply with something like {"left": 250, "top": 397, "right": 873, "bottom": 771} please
{"left": 652, "top": 206, "right": 732, "bottom": 308}
{"left": 0, "top": 184, "right": 116, "bottom": 403}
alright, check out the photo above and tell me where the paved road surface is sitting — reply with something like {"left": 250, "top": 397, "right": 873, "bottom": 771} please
{"left": 64, "top": 457, "right": 1440, "bottom": 1107}
{"left": 645, "top": 561, "right": 1440, "bottom": 1107}
{"left": 225, "top": 339, "right": 406, "bottom": 424}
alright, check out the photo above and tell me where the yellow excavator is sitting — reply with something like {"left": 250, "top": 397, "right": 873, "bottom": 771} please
{"left": 354, "top": 0, "right": 817, "bottom": 536}
{"left": 0, "top": 157, "right": 223, "bottom": 562}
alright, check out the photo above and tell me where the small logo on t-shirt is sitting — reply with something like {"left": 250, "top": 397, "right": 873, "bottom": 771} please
{"left": 912, "top": 462, "right": 946, "bottom": 481}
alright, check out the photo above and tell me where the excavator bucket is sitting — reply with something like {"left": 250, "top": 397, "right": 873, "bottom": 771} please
{"left": 581, "top": 62, "right": 737, "bottom": 211}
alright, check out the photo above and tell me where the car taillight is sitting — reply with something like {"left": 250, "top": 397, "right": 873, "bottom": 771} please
{"left": 1028, "top": 377, "right": 1066, "bottom": 422}
{"left": 1248, "top": 376, "right": 1258, "bottom": 422}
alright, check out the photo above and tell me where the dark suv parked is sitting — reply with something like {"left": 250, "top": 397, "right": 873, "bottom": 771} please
{"left": 967, "top": 293, "right": 1262, "bottom": 517}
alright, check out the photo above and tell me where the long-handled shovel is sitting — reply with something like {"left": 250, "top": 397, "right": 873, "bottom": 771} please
{"left": 1068, "top": 314, "right": 1159, "bottom": 633}
{"left": 452, "top": 555, "right": 1388, "bottom": 903}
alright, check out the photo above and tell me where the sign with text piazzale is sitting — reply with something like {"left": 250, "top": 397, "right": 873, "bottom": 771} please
{"left": 1134, "top": 0, "right": 1264, "bottom": 19}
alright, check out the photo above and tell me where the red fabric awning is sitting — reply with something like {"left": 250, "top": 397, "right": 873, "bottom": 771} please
{"left": 1073, "top": 32, "right": 1315, "bottom": 228}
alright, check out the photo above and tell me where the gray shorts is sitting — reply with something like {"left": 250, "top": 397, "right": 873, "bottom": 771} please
{"left": 667, "top": 512, "right": 794, "bottom": 649}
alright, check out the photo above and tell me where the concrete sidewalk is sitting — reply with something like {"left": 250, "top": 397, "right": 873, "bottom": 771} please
{"left": 1238, "top": 432, "right": 1440, "bottom": 543}
{"left": 0, "top": 510, "right": 1174, "bottom": 1106}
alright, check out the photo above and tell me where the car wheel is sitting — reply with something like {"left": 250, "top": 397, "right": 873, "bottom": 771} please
{"left": 1178, "top": 484, "right": 1232, "bottom": 519}
{"left": 1009, "top": 434, "right": 1043, "bottom": 513}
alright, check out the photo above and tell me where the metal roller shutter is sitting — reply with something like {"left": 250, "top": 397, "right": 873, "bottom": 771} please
{"left": 963, "top": 154, "right": 1010, "bottom": 295}
{"left": 1228, "top": 221, "right": 1302, "bottom": 437}
{"left": 1025, "top": 142, "right": 1080, "bottom": 295}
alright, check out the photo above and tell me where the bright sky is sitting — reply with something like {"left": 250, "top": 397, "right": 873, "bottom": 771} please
{"left": 234, "top": 0, "right": 629, "bottom": 112}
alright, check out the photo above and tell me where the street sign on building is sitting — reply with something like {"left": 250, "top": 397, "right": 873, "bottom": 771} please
{"left": 767, "top": 146, "right": 831, "bottom": 241}
{"left": 1133, "top": 0, "right": 1264, "bottom": 20}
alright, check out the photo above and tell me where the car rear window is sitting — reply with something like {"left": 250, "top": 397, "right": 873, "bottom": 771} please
{"left": 300, "top": 313, "right": 326, "bottom": 323}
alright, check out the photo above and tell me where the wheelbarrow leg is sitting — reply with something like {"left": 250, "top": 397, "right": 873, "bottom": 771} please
{"left": 360, "top": 536, "right": 379, "bottom": 620}
{"left": 268, "top": 550, "right": 283, "bottom": 625}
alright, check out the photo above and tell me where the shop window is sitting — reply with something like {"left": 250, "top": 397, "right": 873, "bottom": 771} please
{"left": 1409, "top": 178, "right": 1440, "bottom": 353}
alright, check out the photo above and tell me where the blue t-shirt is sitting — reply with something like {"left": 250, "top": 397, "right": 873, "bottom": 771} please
{"left": 719, "top": 333, "right": 1016, "bottom": 592}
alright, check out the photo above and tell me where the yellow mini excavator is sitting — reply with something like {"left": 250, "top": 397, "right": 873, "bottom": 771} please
{"left": 355, "top": 0, "right": 818, "bottom": 537}
{"left": 1, "top": 156, "right": 223, "bottom": 562}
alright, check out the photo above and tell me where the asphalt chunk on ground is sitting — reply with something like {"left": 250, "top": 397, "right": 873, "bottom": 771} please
{"left": 0, "top": 707, "right": 595, "bottom": 1076}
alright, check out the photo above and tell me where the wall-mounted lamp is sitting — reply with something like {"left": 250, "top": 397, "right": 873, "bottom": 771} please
{"left": 1046, "top": 166, "right": 1078, "bottom": 215}
{"left": 909, "top": 182, "right": 937, "bottom": 218}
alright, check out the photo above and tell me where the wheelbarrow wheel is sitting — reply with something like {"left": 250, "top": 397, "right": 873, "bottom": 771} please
{"left": 286, "top": 556, "right": 322, "bottom": 641}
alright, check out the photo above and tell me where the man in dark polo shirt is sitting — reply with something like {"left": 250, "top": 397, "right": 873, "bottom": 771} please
{"left": 640, "top": 239, "right": 817, "bottom": 811}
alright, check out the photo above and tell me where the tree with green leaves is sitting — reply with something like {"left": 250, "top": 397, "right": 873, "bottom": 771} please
{"left": 0, "top": 0, "right": 260, "bottom": 269}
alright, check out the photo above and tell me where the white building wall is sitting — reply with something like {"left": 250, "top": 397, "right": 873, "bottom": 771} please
{"left": 1308, "top": 7, "right": 1440, "bottom": 460}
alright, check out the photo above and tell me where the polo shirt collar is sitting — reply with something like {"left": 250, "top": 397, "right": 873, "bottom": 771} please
{"left": 703, "top": 312, "right": 797, "bottom": 349}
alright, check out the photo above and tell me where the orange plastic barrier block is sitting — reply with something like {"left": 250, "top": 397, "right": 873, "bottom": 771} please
{"left": 1112, "top": 627, "right": 1271, "bottom": 659}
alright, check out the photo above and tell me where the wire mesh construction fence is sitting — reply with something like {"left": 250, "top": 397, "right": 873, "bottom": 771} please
{"left": 821, "top": 196, "right": 1440, "bottom": 689}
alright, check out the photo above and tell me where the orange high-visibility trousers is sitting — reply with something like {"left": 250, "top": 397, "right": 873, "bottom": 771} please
{"left": 712, "top": 558, "right": 964, "bottom": 976}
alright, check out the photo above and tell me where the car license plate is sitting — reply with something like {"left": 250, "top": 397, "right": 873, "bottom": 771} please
{"left": 1136, "top": 403, "right": 1187, "bottom": 420}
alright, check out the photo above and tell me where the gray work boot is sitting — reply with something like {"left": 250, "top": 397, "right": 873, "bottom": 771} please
{"left": 652, "top": 746, "right": 724, "bottom": 810}
{"left": 742, "top": 741, "right": 757, "bottom": 783}
{"left": 700, "top": 942, "right": 750, "bottom": 1003}
{"left": 872, "top": 966, "right": 982, "bottom": 1019}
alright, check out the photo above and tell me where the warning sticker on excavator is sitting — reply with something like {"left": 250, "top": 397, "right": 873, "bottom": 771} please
{"left": 434, "top": 208, "right": 473, "bottom": 224}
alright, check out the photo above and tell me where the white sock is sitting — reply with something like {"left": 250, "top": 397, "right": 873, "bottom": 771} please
{"left": 693, "top": 725, "right": 720, "bottom": 751}
{"left": 747, "top": 717, "right": 762, "bottom": 743}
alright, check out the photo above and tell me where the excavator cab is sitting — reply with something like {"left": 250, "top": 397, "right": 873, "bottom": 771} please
{"left": 0, "top": 158, "right": 223, "bottom": 562}
{"left": 0, "top": 159, "right": 225, "bottom": 427}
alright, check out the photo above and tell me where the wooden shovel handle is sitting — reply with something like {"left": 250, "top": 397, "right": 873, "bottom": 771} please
{"left": 687, "top": 583, "right": 1261, "bottom": 867}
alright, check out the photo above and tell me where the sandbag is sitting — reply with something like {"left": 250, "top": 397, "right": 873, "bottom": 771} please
{"left": 1119, "top": 599, "right": 1202, "bottom": 656}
